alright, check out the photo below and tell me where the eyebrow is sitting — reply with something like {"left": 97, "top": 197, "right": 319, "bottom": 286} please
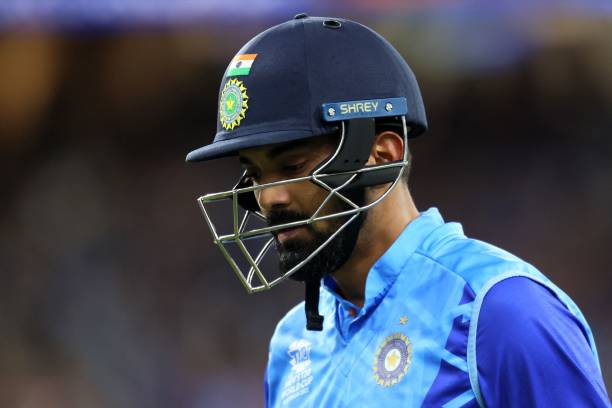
{"left": 268, "top": 139, "right": 311, "bottom": 157}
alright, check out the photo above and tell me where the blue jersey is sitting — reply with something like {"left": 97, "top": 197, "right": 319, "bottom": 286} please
{"left": 264, "top": 208, "right": 610, "bottom": 407}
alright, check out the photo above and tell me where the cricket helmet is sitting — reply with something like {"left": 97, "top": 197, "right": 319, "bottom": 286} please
{"left": 187, "top": 14, "right": 427, "bottom": 330}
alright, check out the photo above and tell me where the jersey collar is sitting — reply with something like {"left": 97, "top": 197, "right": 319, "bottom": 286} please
{"left": 323, "top": 207, "right": 447, "bottom": 312}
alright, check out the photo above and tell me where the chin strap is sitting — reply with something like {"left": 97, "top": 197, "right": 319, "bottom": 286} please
{"left": 305, "top": 277, "right": 324, "bottom": 331}
{"left": 298, "top": 119, "right": 391, "bottom": 332}
{"left": 302, "top": 199, "right": 367, "bottom": 332}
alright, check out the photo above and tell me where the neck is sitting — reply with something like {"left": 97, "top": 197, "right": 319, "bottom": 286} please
{"left": 331, "top": 185, "right": 419, "bottom": 308}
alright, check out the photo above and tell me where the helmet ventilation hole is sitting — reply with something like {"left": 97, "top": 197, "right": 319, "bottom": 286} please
{"left": 323, "top": 20, "right": 342, "bottom": 29}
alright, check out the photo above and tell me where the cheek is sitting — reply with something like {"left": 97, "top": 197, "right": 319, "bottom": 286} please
{"left": 310, "top": 191, "right": 349, "bottom": 233}
{"left": 290, "top": 181, "right": 327, "bottom": 209}
{"left": 290, "top": 181, "right": 346, "bottom": 229}
{"left": 307, "top": 185, "right": 332, "bottom": 212}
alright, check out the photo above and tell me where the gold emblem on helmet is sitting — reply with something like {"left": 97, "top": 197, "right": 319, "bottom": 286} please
{"left": 219, "top": 79, "right": 249, "bottom": 130}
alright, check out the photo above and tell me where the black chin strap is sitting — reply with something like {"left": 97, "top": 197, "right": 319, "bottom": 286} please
{"left": 298, "top": 118, "right": 398, "bottom": 332}
{"left": 303, "top": 209, "right": 366, "bottom": 332}
{"left": 305, "top": 277, "right": 324, "bottom": 331}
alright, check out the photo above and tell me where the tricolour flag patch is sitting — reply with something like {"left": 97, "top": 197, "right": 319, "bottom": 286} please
{"left": 226, "top": 54, "right": 257, "bottom": 77}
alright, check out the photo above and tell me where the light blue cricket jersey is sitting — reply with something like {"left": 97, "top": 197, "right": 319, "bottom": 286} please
{"left": 264, "top": 208, "right": 606, "bottom": 407}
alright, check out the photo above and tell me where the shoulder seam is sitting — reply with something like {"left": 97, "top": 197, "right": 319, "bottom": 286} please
{"left": 413, "top": 249, "right": 476, "bottom": 293}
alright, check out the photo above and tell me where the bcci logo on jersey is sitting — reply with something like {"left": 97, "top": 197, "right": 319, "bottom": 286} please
{"left": 374, "top": 333, "right": 412, "bottom": 387}
{"left": 281, "top": 339, "right": 314, "bottom": 404}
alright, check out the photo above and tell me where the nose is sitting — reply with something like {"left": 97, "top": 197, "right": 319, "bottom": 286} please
{"left": 256, "top": 182, "right": 291, "bottom": 213}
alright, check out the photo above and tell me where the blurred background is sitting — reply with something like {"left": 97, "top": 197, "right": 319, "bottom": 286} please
{"left": 0, "top": 0, "right": 611, "bottom": 406}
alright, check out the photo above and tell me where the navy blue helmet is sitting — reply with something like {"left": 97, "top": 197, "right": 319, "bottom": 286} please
{"left": 187, "top": 15, "right": 427, "bottom": 330}
{"left": 187, "top": 14, "right": 426, "bottom": 162}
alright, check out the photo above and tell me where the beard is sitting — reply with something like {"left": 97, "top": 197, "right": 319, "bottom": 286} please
{"left": 267, "top": 193, "right": 366, "bottom": 282}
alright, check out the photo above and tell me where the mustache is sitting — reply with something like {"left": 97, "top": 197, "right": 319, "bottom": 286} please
{"left": 266, "top": 209, "right": 310, "bottom": 229}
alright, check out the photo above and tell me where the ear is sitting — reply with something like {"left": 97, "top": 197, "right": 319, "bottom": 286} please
{"left": 367, "top": 131, "right": 404, "bottom": 165}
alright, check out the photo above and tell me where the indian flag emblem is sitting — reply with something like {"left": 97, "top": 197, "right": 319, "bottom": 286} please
{"left": 226, "top": 54, "right": 257, "bottom": 77}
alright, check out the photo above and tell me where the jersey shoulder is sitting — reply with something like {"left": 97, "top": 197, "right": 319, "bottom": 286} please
{"left": 415, "top": 221, "right": 542, "bottom": 291}
{"left": 476, "top": 276, "right": 611, "bottom": 407}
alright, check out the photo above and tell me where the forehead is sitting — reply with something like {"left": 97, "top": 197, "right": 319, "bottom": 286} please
{"left": 238, "top": 134, "right": 337, "bottom": 164}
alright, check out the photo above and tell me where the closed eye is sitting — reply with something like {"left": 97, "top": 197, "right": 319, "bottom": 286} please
{"left": 282, "top": 162, "right": 306, "bottom": 175}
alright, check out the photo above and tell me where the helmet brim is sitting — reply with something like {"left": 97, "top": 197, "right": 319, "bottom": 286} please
{"left": 186, "top": 129, "right": 318, "bottom": 162}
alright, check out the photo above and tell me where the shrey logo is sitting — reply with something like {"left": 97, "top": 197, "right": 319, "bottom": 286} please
{"left": 373, "top": 333, "right": 412, "bottom": 387}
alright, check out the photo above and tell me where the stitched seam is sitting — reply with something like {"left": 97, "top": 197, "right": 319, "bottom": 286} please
{"left": 413, "top": 250, "right": 475, "bottom": 292}
{"left": 215, "top": 128, "right": 312, "bottom": 141}
{"left": 300, "top": 19, "right": 314, "bottom": 134}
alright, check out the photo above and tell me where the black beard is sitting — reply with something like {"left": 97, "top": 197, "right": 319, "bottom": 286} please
{"left": 267, "top": 197, "right": 366, "bottom": 282}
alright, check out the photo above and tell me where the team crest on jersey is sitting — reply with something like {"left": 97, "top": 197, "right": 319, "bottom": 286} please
{"left": 280, "top": 339, "right": 314, "bottom": 404}
{"left": 373, "top": 333, "right": 412, "bottom": 387}
{"left": 219, "top": 79, "right": 248, "bottom": 130}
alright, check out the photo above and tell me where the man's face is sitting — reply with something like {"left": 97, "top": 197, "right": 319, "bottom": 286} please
{"left": 238, "top": 135, "right": 364, "bottom": 281}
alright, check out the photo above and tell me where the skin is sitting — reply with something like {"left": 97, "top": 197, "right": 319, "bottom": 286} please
{"left": 239, "top": 131, "right": 420, "bottom": 308}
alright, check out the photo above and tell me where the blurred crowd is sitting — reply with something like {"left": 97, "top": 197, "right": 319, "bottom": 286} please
{"left": 0, "top": 9, "right": 611, "bottom": 408}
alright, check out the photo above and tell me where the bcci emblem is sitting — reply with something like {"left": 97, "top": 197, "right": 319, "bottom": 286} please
{"left": 219, "top": 79, "right": 248, "bottom": 130}
{"left": 373, "top": 333, "right": 412, "bottom": 387}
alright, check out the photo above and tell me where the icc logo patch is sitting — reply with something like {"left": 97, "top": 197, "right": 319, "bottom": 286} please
{"left": 281, "top": 339, "right": 314, "bottom": 404}
{"left": 219, "top": 79, "right": 248, "bottom": 130}
{"left": 373, "top": 333, "right": 412, "bottom": 387}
